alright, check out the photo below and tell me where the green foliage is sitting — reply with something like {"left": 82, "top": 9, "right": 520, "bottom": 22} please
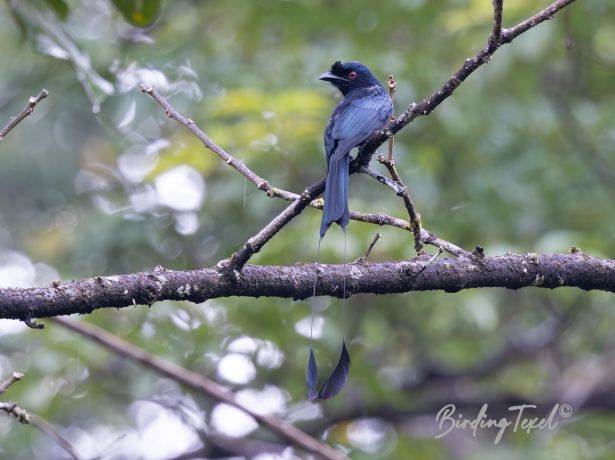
{"left": 111, "top": 0, "right": 162, "bottom": 27}
{"left": 1, "top": 1, "right": 615, "bottom": 459}
{"left": 44, "top": 0, "right": 69, "bottom": 20}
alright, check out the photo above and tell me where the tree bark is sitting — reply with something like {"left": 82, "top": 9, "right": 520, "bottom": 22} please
{"left": 1, "top": 252, "right": 612, "bottom": 321}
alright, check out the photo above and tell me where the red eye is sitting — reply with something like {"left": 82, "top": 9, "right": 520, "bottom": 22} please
{"left": 348, "top": 71, "right": 357, "bottom": 80}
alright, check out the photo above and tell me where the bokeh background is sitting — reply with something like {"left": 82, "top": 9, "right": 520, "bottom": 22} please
{"left": 1, "top": 1, "right": 615, "bottom": 459}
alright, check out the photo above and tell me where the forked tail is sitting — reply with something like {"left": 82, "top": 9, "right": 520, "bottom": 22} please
{"left": 320, "top": 154, "right": 350, "bottom": 237}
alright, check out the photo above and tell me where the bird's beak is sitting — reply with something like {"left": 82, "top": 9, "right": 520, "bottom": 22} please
{"left": 318, "top": 71, "right": 348, "bottom": 82}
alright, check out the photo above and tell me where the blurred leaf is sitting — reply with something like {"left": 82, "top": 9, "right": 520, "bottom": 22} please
{"left": 44, "top": 0, "right": 69, "bottom": 20}
{"left": 8, "top": 1, "right": 114, "bottom": 110}
{"left": 150, "top": 133, "right": 218, "bottom": 178}
{"left": 112, "top": 0, "right": 162, "bottom": 27}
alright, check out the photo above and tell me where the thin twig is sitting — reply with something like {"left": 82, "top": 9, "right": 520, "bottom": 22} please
{"left": 249, "top": 176, "right": 426, "bottom": 239}
{"left": 30, "top": 414, "right": 84, "bottom": 460}
{"left": 378, "top": 74, "right": 423, "bottom": 255}
{"left": 260, "top": 181, "right": 416, "bottom": 234}
{"left": 51, "top": 317, "right": 348, "bottom": 460}
{"left": 0, "top": 373, "right": 81, "bottom": 459}
{"left": 386, "top": 75, "right": 396, "bottom": 163}
{"left": 421, "top": 228, "right": 469, "bottom": 258}
{"left": 359, "top": 166, "right": 407, "bottom": 194}
{"left": 0, "top": 372, "right": 24, "bottom": 395}
{"left": 355, "top": 233, "right": 381, "bottom": 263}
{"left": 417, "top": 247, "right": 444, "bottom": 274}
{"left": 225, "top": 172, "right": 456, "bottom": 269}
{"left": 142, "top": 83, "right": 325, "bottom": 271}
{"left": 0, "top": 401, "right": 83, "bottom": 460}
{"left": 489, "top": 0, "right": 504, "bottom": 48}
{"left": 0, "top": 402, "right": 31, "bottom": 423}
{"left": 377, "top": 155, "right": 423, "bottom": 254}
{"left": 0, "top": 89, "right": 48, "bottom": 140}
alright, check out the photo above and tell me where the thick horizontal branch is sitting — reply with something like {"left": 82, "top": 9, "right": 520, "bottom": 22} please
{"left": 0, "top": 252, "right": 612, "bottom": 321}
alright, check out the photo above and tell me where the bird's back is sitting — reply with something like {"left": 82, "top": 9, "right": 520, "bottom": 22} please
{"left": 320, "top": 84, "right": 392, "bottom": 236}
{"left": 325, "top": 84, "right": 392, "bottom": 161}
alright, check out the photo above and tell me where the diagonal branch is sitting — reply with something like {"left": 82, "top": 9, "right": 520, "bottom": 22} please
{"left": 140, "top": 84, "right": 455, "bottom": 260}
{"left": 1, "top": 252, "right": 613, "bottom": 321}
{"left": 229, "top": 0, "right": 577, "bottom": 267}
{"left": 140, "top": 84, "right": 270, "bottom": 191}
{"left": 52, "top": 317, "right": 348, "bottom": 460}
{"left": 359, "top": 166, "right": 407, "bottom": 195}
{"left": 0, "top": 372, "right": 24, "bottom": 395}
{"left": 354, "top": 0, "right": 577, "bottom": 168}
{"left": 227, "top": 179, "right": 325, "bottom": 270}
{"left": 224, "top": 180, "right": 470, "bottom": 269}
{"left": 420, "top": 229, "right": 469, "bottom": 258}
{"left": 29, "top": 413, "right": 84, "bottom": 460}
{"left": 0, "top": 89, "right": 48, "bottom": 140}
{"left": 503, "top": 0, "right": 575, "bottom": 40}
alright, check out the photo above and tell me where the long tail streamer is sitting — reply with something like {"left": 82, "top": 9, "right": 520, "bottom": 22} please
{"left": 306, "top": 233, "right": 351, "bottom": 400}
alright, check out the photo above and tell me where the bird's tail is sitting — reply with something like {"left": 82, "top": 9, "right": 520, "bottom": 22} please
{"left": 320, "top": 154, "right": 350, "bottom": 237}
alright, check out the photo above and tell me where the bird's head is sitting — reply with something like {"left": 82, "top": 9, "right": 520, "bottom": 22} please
{"left": 319, "top": 61, "right": 382, "bottom": 95}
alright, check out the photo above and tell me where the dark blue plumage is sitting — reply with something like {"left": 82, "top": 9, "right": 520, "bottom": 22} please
{"left": 319, "top": 61, "right": 393, "bottom": 237}
{"left": 306, "top": 61, "right": 392, "bottom": 401}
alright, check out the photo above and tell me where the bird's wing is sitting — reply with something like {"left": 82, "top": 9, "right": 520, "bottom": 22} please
{"left": 330, "top": 90, "right": 392, "bottom": 160}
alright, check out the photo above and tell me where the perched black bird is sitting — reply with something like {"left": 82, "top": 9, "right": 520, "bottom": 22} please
{"left": 306, "top": 61, "right": 393, "bottom": 401}
{"left": 318, "top": 61, "right": 393, "bottom": 237}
